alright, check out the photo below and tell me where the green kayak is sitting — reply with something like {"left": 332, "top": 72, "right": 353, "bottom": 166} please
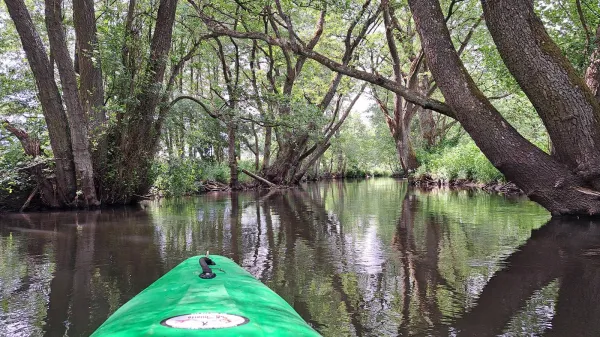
{"left": 91, "top": 255, "right": 321, "bottom": 336}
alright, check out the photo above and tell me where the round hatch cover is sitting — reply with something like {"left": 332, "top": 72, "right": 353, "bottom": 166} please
{"left": 161, "top": 313, "right": 249, "bottom": 330}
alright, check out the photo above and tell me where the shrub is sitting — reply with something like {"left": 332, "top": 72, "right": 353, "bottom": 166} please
{"left": 153, "top": 158, "right": 258, "bottom": 196}
{"left": 416, "top": 140, "right": 503, "bottom": 183}
{"left": 0, "top": 141, "right": 36, "bottom": 210}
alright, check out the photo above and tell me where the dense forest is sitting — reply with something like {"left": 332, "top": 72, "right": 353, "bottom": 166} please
{"left": 0, "top": 0, "right": 599, "bottom": 215}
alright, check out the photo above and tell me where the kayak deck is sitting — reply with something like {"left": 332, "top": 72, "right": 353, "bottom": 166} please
{"left": 91, "top": 255, "right": 321, "bottom": 336}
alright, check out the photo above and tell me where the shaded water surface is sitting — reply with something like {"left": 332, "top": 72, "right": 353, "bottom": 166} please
{"left": 1, "top": 179, "right": 599, "bottom": 336}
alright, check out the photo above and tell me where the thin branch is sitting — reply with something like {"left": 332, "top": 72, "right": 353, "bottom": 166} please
{"left": 488, "top": 93, "right": 512, "bottom": 100}
{"left": 576, "top": 0, "right": 592, "bottom": 57}
{"left": 193, "top": 2, "right": 454, "bottom": 118}
{"left": 170, "top": 95, "right": 222, "bottom": 118}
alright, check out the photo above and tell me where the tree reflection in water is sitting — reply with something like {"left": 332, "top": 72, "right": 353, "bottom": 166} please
{"left": 1, "top": 179, "right": 599, "bottom": 336}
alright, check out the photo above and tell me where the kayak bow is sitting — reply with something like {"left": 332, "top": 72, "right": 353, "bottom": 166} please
{"left": 91, "top": 255, "right": 321, "bottom": 336}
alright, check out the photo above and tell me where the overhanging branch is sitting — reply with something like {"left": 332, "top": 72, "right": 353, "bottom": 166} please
{"left": 194, "top": 10, "right": 456, "bottom": 119}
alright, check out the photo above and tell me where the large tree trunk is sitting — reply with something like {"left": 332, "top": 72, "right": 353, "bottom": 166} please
{"left": 481, "top": 0, "right": 600, "bottom": 185}
{"left": 400, "top": 116, "right": 418, "bottom": 172}
{"left": 73, "top": 0, "right": 106, "bottom": 172}
{"left": 408, "top": 0, "right": 600, "bottom": 215}
{"left": 6, "top": 0, "right": 179, "bottom": 209}
{"left": 263, "top": 136, "right": 309, "bottom": 184}
{"left": 45, "top": 0, "right": 99, "bottom": 206}
{"left": 380, "top": 2, "right": 421, "bottom": 176}
{"left": 395, "top": 127, "right": 418, "bottom": 174}
{"left": 108, "top": 0, "right": 178, "bottom": 201}
{"left": 4, "top": 0, "right": 77, "bottom": 203}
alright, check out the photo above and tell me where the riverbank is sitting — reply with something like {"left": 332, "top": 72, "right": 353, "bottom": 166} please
{"left": 1, "top": 175, "right": 522, "bottom": 213}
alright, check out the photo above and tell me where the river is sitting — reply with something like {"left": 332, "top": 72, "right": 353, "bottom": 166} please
{"left": 1, "top": 178, "right": 600, "bottom": 336}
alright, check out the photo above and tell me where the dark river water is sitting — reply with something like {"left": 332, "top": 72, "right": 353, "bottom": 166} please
{"left": 2, "top": 179, "right": 600, "bottom": 336}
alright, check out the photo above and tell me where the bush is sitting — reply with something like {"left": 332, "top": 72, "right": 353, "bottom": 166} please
{"left": 0, "top": 141, "right": 36, "bottom": 210}
{"left": 416, "top": 140, "right": 503, "bottom": 183}
{"left": 153, "top": 158, "right": 200, "bottom": 196}
{"left": 345, "top": 165, "right": 368, "bottom": 178}
{"left": 152, "top": 158, "right": 257, "bottom": 196}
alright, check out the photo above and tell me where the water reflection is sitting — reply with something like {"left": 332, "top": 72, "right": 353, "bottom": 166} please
{"left": 2, "top": 179, "right": 600, "bottom": 336}
{"left": 457, "top": 217, "right": 600, "bottom": 337}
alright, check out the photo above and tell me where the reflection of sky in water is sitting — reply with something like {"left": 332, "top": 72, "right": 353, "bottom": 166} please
{"left": 347, "top": 222, "right": 384, "bottom": 275}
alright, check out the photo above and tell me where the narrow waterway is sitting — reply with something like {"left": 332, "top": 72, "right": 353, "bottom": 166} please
{"left": 1, "top": 179, "right": 600, "bottom": 336}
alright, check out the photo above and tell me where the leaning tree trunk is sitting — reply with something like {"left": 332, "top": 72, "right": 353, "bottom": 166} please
{"left": 4, "top": 0, "right": 77, "bottom": 204}
{"left": 481, "top": 0, "right": 600, "bottom": 187}
{"left": 2, "top": 121, "right": 60, "bottom": 208}
{"left": 408, "top": 0, "right": 600, "bottom": 215}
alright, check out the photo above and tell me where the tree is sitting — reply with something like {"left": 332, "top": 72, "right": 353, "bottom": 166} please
{"left": 407, "top": 0, "right": 600, "bottom": 215}
{"left": 201, "top": 0, "right": 600, "bottom": 215}
{"left": 192, "top": 0, "right": 372, "bottom": 185}
{"left": 3, "top": 0, "right": 181, "bottom": 207}
{"left": 370, "top": 0, "right": 480, "bottom": 173}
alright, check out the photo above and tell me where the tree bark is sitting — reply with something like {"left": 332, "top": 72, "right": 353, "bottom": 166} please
{"left": 408, "top": 0, "right": 600, "bottom": 215}
{"left": 418, "top": 108, "right": 436, "bottom": 148}
{"left": 73, "top": 0, "right": 106, "bottom": 172}
{"left": 45, "top": 0, "right": 99, "bottom": 206}
{"left": 262, "top": 126, "right": 272, "bottom": 171}
{"left": 396, "top": 127, "right": 418, "bottom": 173}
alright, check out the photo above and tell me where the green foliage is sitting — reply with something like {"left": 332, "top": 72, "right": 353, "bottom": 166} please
{"left": 1, "top": 0, "right": 592, "bottom": 206}
{"left": 324, "top": 111, "right": 399, "bottom": 177}
{"left": 0, "top": 139, "right": 36, "bottom": 210}
{"left": 416, "top": 139, "right": 503, "bottom": 183}
{"left": 153, "top": 159, "right": 227, "bottom": 196}
{"left": 153, "top": 158, "right": 255, "bottom": 196}
{"left": 536, "top": 0, "right": 598, "bottom": 73}
{"left": 153, "top": 158, "right": 198, "bottom": 196}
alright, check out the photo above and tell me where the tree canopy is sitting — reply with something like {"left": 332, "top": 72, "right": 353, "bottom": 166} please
{"left": 1, "top": 0, "right": 600, "bottom": 215}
